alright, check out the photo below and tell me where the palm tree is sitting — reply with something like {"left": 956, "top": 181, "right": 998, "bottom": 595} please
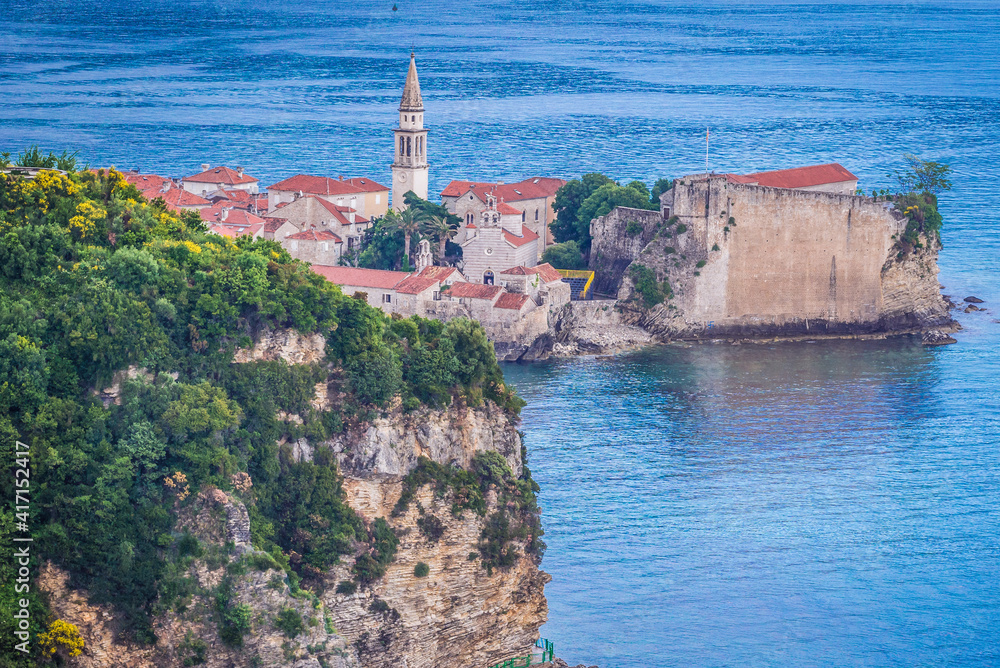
{"left": 422, "top": 214, "right": 456, "bottom": 263}
{"left": 383, "top": 208, "right": 423, "bottom": 266}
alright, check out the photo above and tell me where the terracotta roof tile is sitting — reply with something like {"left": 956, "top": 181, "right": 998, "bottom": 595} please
{"left": 417, "top": 265, "right": 462, "bottom": 281}
{"left": 310, "top": 265, "right": 410, "bottom": 290}
{"left": 185, "top": 165, "right": 258, "bottom": 185}
{"left": 394, "top": 275, "right": 440, "bottom": 295}
{"left": 734, "top": 163, "right": 858, "bottom": 189}
{"left": 441, "top": 177, "right": 566, "bottom": 202}
{"left": 498, "top": 262, "right": 562, "bottom": 283}
{"left": 286, "top": 229, "right": 343, "bottom": 242}
{"left": 267, "top": 174, "right": 364, "bottom": 196}
{"left": 200, "top": 207, "right": 266, "bottom": 226}
{"left": 494, "top": 292, "right": 531, "bottom": 310}
{"left": 344, "top": 177, "right": 389, "bottom": 193}
{"left": 503, "top": 226, "right": 540, "bottom": 248}
{"left": 496, "top": 201, "right": 522, "bottom": 215}
{"left": 445, "top": 282, "right": 503, "bottom": 300}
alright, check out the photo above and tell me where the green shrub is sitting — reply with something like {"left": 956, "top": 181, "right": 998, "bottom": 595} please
{"left": 629, "top": 264, "right": 672, "bottom": 308}
{"left": 414, "top": 562, "right": 430, "bottom": 578}
{"left": 675, "top": 223, "right": 688, "bottom": 234}
{"left": 335, "top": 580, "right": 357, "bottom": 595}
{"left": 728, "top": 216, "right": 735, "bottom": 226}
{"left": 711, "top": 243, "right": 720, "bottom": 251}
{"left": 541, "top": 240, "right": 585, "bottom": 270}
{"left": 625, "top": 220, "right": 643, "bottom": 237}
{"left": 417, "top": 513, "right": 446, "bottom": 542}
{"left": 696, "top": 260, "right": 707, "bottom": 268}
{"left": 274, "top": 608, "right": 305, "bottom": 638}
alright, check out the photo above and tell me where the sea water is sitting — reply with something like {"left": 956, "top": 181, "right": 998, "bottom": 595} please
{"left": 2, "top": 1, "right": 998, "bottom": 665}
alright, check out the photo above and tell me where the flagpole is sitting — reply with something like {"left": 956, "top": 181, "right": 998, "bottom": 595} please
{"left": 706, "top": 128, "right": 710, "bottom": 176}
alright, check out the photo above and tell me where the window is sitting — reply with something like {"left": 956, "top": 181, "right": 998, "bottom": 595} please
{"left": 375, "top": 194, "right": 381, "bottom": 204}
{"left": 407, "top": 137, "right": 411, "bottom": 157}
{"left": 399, "top": 137, "right": 405, "bottom": 156}
{"left": 522, "top": 212, "right": 526, "bottom": 222}
{"left": 484, "top": 270, "right": 494, "bottom": 285}
{"left": 322, "top": 242, "right": 328, "bottom": 251}
{"left": 535, "top": 208, "right": 539, "bottom": 221}
{"left": 382, "top": 294, "right": 392, "bottom": 303}
{"left": 433, "top": 291, "right": 441, "bottom": 301}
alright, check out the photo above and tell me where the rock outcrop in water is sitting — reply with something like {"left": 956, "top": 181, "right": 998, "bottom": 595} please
{"left": 576, "top": 175, "right": 957, "bottom": 348}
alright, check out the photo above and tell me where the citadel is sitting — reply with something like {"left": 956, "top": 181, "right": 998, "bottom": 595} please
{"left": 123, "top": 53, "right": 956, "bottom": 358}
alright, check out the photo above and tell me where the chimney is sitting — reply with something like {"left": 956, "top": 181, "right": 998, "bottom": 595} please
{"left": 349, "top": 209, "right": 355, "bottom": 223}
{"left": 161, "top": 181, "right": 170, "bottom": 193}
{"left": 339, "top": 175, "right": 344, "bottom": 181}
{"left": 201, "top": 163, "right": 210, "bottom": 172}
{"left": 237, "top": 166, "right": 244, "bottom": 177}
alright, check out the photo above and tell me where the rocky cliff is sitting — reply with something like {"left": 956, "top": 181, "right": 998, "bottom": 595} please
{"left": 38, "top": 330, "right": 549, "bottom": 668}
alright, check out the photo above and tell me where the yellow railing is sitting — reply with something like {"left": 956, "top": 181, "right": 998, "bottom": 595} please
{"left": 556, "top": 269, "right": 595, "bottom": 299}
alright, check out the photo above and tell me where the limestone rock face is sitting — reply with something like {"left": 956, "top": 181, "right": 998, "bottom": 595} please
{"left": 233, "top": 329, "right": 327, "bottom": 364}
{"left": 330, "top": 400, "right": 524, "bottom": 480}
{"left": 323, "top": 486, "right": 549, "bottom": 668}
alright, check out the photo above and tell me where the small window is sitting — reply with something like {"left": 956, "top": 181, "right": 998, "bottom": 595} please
{"left": 322, "top": 242, "right": 328, "bottom": 251}
{"left": 535, "top": 208, "right": 539, "bottom": 221}
{"left": 433, "top": 291, "right": 441, "bottom": 301}
{"left": 382, "top": 294, "right": 392, "bottom": 303}
{"left": 522, "top": 212, "right": 526, "bottom": 222}
{"left": 375, "top": 194, "right": 381, "bottom": 204}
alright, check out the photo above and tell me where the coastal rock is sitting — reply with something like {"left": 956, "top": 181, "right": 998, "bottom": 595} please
{"left": 323, "top": 485, "right": 549, "bottom": 668}
{"left": 964, "top": 305, "right": 980, "bottom": 313}
{"left": 329, "top": 400, "right": 523, "bottom": 479}
{"left": 964, "top": 296, "right": 984, "bottom": 304}
{"left": 922, "top": 329, "right": 958, "bottom": 346}
{"left": 544, "top": 299, "right": 655, "bottom": 357}
{"left": 233, "top": 329, "right": 327, "bottom": 364}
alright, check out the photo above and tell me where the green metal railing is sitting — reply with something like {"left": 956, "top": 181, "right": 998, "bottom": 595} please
{"left": 488, "top": 638, "right": 554, "bottom": 668}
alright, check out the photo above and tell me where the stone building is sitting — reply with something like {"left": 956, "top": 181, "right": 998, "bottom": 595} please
{"left": 182, "top": 165, "right": 259, "bottom": 195}
{"left": 496, "top": 263, "right": 571, "bottom": 308}
{"left": 283, "top": 229, "right": 343, "bottom": 265}
{"left": 265, "top": 174, "right": 380, "bottom": 217}
{"left": 460, "top": 194, "right": 540, "bottom": 284}
{"left": 441, "top": 177, "right": 565, "bottom": 249}
{"left": 263, "top": 195, "right": 371, "bottom": 253}
{"left": 342, "top": 177, "right": 390, "bottom": 219}
{"left": 391, "top": 53, "right": 429, "bottom": 210}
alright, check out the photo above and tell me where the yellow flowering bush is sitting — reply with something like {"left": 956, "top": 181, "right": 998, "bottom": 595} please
{"left": 38, "top": 619, "right": 85, "bottom": 658}
{"left": 68, "top": 200, "right": 106, "bottom": 239}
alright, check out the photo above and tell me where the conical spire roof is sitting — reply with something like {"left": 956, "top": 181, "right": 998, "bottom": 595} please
{"left": 399, "top": 52, "right": 424, "bottom": 112}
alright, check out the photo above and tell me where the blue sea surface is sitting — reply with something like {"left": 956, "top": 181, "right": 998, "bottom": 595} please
{"left": 2, "top": 1, "right": 999, "bottom": 665}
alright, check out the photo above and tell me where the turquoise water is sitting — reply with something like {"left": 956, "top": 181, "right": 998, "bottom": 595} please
{"left": 2, "top": 1, "right": 999, "bottom": 665}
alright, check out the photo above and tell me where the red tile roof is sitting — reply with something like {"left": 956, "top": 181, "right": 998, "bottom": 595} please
{"left": 217, "top": 188, "right": 252, "bottom": 203}
{"left": 262, "top": 218, "right": 288, "bottom": 233}
{"left": 286, "top": 229, "right": 343, "bottom": 242}
{"left": 209, "top": 222, "right": 264, "bottom": 238}
{"left": 344, "top": 177, "right": 389, "bottom": 193}
{"left": 733, "top": 163, "right": 858, "bottom": 189}
{"left": 498, "top": 262, "right": 563, "bottom": 283}
{"left": 442, "top": 177, "right": 567, "bottom": 202}
{"left": 496, "top": 201, "right": 522, "bottom": 215}
{"left": 185, "top": 165, "right": 258, "bottom": 185}
{"left": 503, "top": 226, "right": 540, "bottom": 248}
{"left": 494, "top": 292, "right": 531, "bottom": 310}
{"left": 310, "top": 265, "right": 410, "bottom": 290}
{"left": 445, "top": 282, "right": 504, "bottom": 300}
{"left": 200, "top": 207, "right": 266, "bottom": 226}
{"left": 267, "top": 174, "right": 364, "bottom": 196}
{"left": 125, "top": 173, "right": 173, "bottom": 192}
{"left": 158, "top": 188, "right": 212, "bottom": 208}
{"left": 417, "top": 265, "right": 462, "bottom": 282}
{"left": 394, "top": 275, "right": 440, "bottom": 295}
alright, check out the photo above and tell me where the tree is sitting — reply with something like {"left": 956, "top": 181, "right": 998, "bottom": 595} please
{"left": 650, "top": 177, "right": 672, "bottom": 206}
{"left": 574, "top": 181, "right": 658, "bottom": 250}
{"left": 551, "top": 173, "right": 613, "bottom": 245}
{"left": 541, "top": 240, "right": 585, "bottom": 270}
{"left": 382, "top": 207, "right": 423, "bottom": 265}
{"left": 892, "top": 154, "right": 953, "bottom": 195}
{"left": 422, "top": 214, "right": 456, "bottom": 262}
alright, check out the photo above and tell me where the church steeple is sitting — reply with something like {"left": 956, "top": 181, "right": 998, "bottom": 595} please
{"left": 399, "top": 52, "right": 423, "bottom": 112}
{"left": 391, "top": 52, "right": 429, "bottom": 210}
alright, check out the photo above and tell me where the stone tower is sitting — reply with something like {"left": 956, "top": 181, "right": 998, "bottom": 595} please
{"left": 391, "top": 52, "right": 429, "bottom": 210}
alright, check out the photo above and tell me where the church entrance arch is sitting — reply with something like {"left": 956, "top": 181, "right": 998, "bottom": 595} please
{"left": 483, "top": 270, "right": 494, "bottom": 285}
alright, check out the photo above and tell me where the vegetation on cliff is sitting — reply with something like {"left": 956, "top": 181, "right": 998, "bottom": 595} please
{"left": 0, "top": 155, "right": 523, "bottom": 664}
{"left": 551, "top": 173, "right": 669, "bottom": 251}
{"left": 873, "top": 155, "right": 952, "bottom": 253}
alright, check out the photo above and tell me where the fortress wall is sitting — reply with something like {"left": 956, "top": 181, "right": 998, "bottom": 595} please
{"left": 669, "top": 178, "right": 907, "bottom": 328}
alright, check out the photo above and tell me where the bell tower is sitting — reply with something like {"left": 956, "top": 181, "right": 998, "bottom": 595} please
{"left": 391, "top": 52, "right": 429, "bottom": 210}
